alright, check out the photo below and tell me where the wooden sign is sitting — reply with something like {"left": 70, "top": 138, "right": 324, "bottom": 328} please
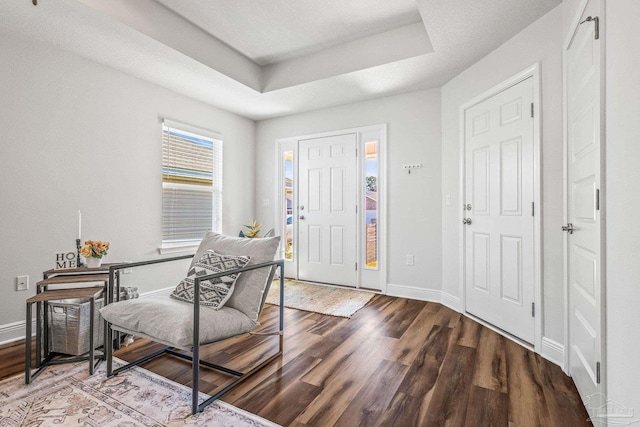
{"left": 55, "top": 251, "right": 77, "bottom": 269}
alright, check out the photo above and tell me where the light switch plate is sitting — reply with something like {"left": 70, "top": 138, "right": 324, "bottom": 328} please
{"left": 16, "top": 275, "right": 29, "bottom": 291}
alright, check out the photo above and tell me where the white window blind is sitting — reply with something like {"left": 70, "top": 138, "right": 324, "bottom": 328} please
{"left": 162, "top": 121, "right": 222, "bottom": 246}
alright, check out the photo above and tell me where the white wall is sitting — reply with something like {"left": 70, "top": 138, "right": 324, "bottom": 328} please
{"left": 254, "top": 90, "right": 442, "bottom": 294}
{"left": 602, "top": 0, "right": 640, "bottom": 417}
{"left": 440, "top": 6, "right": 565, "bottom": 346}
{"left": 0, "top": 35, "right": 256, "bottom": 342}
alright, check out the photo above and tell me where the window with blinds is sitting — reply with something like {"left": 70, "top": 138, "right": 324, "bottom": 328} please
{"left": 162, "top": 120, "right": 222, "bottom": 247}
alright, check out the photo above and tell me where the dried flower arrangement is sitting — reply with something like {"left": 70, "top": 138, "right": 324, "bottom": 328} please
{"left": 80, "top": 240, "right": 110, "bottom": 259}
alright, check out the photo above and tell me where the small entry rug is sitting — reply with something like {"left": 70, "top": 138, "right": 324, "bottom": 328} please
{"left": 265, "top": 279, "right": 375, "bottom": 318}
{"left": 0, "top": 358, "right": 279, "bottom": 427}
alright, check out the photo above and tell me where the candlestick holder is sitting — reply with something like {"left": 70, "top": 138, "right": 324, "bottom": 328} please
{"left": 76, "top": 238, "right": 84, "bottom": 268}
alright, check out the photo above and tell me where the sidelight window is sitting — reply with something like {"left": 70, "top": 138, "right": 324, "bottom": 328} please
{"left": 364, "top": 140, "right": 378, "bottom": 269}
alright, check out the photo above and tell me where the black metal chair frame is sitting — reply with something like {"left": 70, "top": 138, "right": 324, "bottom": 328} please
{"left": 103, "top": 256, "right": 285, "bottom": 414}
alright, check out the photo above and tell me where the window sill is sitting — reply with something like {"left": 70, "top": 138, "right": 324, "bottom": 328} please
{"left": 159, "top": 240, "right": 200, "bottom": 255}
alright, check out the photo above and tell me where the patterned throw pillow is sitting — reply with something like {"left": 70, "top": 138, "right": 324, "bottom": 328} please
{"left": 170, "top": 250, "right": 250, "bottom": 309}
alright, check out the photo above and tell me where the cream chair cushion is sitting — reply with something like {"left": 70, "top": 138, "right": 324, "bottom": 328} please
{"left": 100, "top": 295, "right": 256, "bottom": 349}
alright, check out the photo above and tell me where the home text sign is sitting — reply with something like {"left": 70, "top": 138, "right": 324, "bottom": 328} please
{"left": 55, "top": 251, "right": 77, "bottom": 269}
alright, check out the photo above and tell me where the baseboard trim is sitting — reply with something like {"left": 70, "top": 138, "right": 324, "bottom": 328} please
{"left": 0, "top": 287, "right": 174, "bottom": 345}
{"left": 541, "top": 337, "right": 565, "bottom": 369}
{"left": 386, "top": 284, "right": 462, "bottom": 311}
{"left": 440, "top": 292, "right": 462, "bottom": 312}
{"left": 0, "top": 319, "right": 36, "bottom": 346}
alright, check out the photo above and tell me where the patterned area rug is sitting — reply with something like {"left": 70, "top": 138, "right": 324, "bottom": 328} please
{"left": 265, "top": 279, "right": 375, "bottom": 318}
{"left": 0, "top": 359, "right": 279, "bottom": 427}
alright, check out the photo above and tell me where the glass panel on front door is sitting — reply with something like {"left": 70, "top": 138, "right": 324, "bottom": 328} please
{"left": 365, "top": 140, "right": 378, "bottom": 269}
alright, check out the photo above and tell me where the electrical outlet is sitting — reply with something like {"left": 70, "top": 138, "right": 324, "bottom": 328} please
{"left": 16, "top": 275, "right": 29, "bottom": 291}
{"left": 406, "top": 254, "right": 415, "bottom": 266}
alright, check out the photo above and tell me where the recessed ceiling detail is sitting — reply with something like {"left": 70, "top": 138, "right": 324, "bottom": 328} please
{"left": 154, "top": 0, "right": 424, "bottom": 66}
{"left": 0, "top": 0, "right": 561, "bottom": 120}
{"left": 78, "top": 0, "right": 434, "bottom": 93}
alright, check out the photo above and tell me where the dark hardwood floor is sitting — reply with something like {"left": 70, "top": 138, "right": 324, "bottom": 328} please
{"left": 0, "top": 294, "right": 590, "bottom": 426}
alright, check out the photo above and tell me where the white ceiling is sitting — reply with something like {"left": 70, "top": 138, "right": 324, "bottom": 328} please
{"left": 154, "top": 0, "right": 424, "bottom": 66}
{"left": 0, "top": 0, "right": 561, "bottom": 121}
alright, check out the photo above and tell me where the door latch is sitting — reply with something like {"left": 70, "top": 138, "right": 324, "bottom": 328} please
{"left": 562, "top": 223, "right": 574, "bottom": 234}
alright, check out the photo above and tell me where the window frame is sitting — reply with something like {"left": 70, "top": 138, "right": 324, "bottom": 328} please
{"left": 160, "top": 119, "right": 223, "bottom": 254}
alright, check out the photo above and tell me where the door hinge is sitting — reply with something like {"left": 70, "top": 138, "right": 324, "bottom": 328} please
{"left": 355, "top": 148, "right": 358, "bottom": 157}
{"left": 531, "top": 302, "right": 535, "bottom": 317}
{"left": 531, "top": 103, "right": 534, "bottom": 118}
{"left": 596, "top": 189, "right": 600, "bottom": 210}
{"left": 580, "top": 16, "right": 599, "bottom": 40}
{"left": 531, "top": 202, "right": 535, "bottom": 217}
{"left": 596, "top": 362, "right": 601, "bottom": 384}
{"left": 355, "top": 262, "right": 358, "bottom": 271}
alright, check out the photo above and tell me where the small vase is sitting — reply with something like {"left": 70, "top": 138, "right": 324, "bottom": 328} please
{"left": 86, "top": 257, "right": 102, "bottom": 268}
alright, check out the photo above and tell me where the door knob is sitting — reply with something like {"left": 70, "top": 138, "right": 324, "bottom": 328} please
{"left": 299, "top": 215, "right": 305, "bottom": 220}
{"left": 463, "top": 218, "right": 472, "bottom": 225}
{"left": 562, "top": 223, "right": 574, "bottom": 234}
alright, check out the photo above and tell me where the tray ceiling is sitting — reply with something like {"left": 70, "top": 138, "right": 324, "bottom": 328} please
{"left": 155, "top": 0, "right": 424, "bottom": 66}
{"left": 0, "top": 0, "right": 561, "bottom": 120}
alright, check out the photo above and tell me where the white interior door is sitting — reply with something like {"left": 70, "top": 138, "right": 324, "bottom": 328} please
{"left": 298, "top": 134, "right": 357, "bottom": 287}
{"left": 566, "top": 0, "right": 604, "bottom": 406}
{"left": 464, "top": 77, "right": 536, "bottom": 344}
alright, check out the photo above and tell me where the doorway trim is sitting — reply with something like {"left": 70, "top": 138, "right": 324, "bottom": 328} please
{"left": 274, "top": 124, "right": 387, "bottom": 292}
{"left": 458, "top": 63, "right": 543, "bottom": 352}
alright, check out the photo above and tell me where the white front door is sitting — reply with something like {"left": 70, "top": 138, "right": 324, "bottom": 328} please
{"left": 566, "top": 0, "right": 604, "bottom": 407}
{"left": 464, "top": 77, "right": 536, "bottom": 344}
{"left": 298, "top": 134, "right": 358, "bottom": 287}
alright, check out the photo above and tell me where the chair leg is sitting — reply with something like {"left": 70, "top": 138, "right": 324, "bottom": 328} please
{"left": 192, "top": 342, "right": 200, "bottom": 414}
{"left": 106, "top": 321, "right": 113, "bottom": 377}
{"left": 192, "top": 275, "right": 201, "bottom": 414}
